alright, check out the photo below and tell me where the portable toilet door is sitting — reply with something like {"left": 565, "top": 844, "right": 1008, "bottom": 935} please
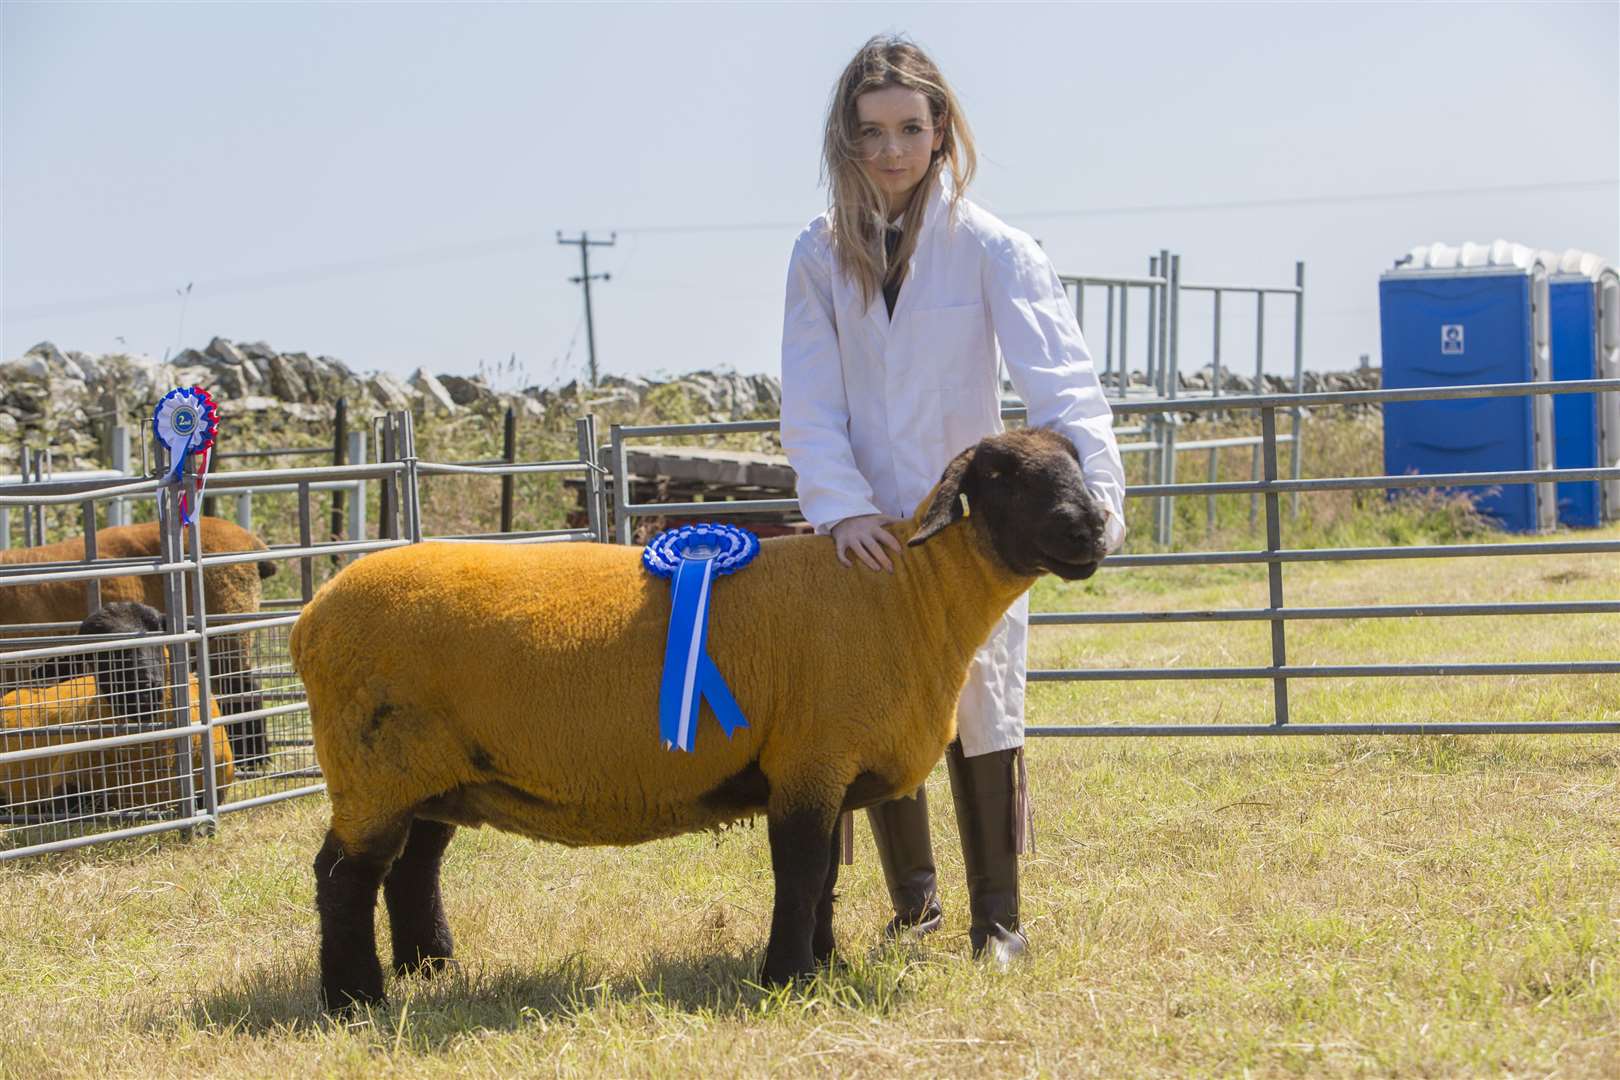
{"left": 1380, "top": 248, "right": 1555, "bottom": 534}
{"left": 1548, "top": 266, "right": 1605, "bottom": 527}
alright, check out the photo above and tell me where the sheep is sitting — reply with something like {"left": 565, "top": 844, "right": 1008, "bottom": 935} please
{"left": 0, "top": 517, "right": 277, "bottom": 767}
{"left": 1, "top": 602, "right": 234, "bottom": 815}
{"left": 291, "top": 427, "right": 1108, "bottom": 1012}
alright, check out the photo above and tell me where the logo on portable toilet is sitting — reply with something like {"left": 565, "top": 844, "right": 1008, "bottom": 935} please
{"left": 1441, "top": 324, "right": 1465, "bottom": 355}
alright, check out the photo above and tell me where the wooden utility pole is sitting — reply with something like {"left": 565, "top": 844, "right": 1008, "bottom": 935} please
{"left": 557, "top": 231, "right": 616, "bottom": 386}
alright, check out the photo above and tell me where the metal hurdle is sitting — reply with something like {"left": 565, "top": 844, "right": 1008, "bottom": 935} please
{"left": 604, "top": 379, "right": 1619, "bottom": 737}
{"left": 1063, "top": 252, "right": 1307, "bottom": 546}
{"left": 1, "top": 408, "right": 606, "bottom": 859}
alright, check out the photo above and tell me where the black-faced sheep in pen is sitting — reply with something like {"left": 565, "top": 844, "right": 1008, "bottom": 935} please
{"left": 291, "top": 427, "right": 1109, "bottom": 1012}
{"left": 0, "top": 517, "right": 278, "bottom": 769}
{"left": 1, "top": 602, "right": 233, "bottom": 815}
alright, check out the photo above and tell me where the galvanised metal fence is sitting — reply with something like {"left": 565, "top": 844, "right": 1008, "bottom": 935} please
{"left": 608, "top": 377, "right": 1620, "bottom": 738}
{"left": 0, "top": 411, "right": 605, "bottom": 861}
{"left": 5, "top": 379, "right": 1616, "bottom": 862}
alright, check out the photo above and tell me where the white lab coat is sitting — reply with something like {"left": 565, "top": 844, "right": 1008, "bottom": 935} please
{"left": 779, "top": 173, "right": 1127, "bottom": 757}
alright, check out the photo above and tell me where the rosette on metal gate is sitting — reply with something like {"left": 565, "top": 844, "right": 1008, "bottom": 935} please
{"left": 642, "top": 523, "right": 759, "bottom": 753}
{"left": 153, "top": 386, "right": 219, "bottom": 525}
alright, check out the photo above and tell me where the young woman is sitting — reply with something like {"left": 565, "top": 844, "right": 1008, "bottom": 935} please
{"left": 779, "top": 35, "right": 1126, "bottom": 965}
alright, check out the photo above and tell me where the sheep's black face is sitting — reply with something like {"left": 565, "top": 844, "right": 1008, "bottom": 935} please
{"left": 909, "top": 428, "right": 1109, "bottom": 581}
{"left": 81, "top": 602, "right": 168, "bottom": 724}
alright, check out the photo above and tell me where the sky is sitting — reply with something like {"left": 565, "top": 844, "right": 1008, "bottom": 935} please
{"left": 3, "top": 2, "right": 1616, "bottom": 389}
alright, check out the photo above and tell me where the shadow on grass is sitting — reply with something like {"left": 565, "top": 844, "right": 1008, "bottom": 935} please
{"left": 163, "top": 943, "right": 927, "bottom": 1047}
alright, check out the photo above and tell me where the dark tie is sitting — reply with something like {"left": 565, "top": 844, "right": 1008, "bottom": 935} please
{"left": 883, "top": 227, "right": 903, "bottom": 318}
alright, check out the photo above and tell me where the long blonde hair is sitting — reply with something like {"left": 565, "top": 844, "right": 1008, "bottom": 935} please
{"left": 821, "top": 35, "right": 977, "bottom": 308}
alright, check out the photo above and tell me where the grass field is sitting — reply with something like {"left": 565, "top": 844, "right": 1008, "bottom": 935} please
{"left": 2, "top": 518, "right": 1615, "bottom": 1078}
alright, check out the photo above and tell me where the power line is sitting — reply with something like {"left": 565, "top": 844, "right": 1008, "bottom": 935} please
{"left": 1012, "top": 178, "right": 1620, "bottom": 222}
{"left": 6, "top": 178, "right": 1614, "bottom": 323}
{"left": 599, "top": 177, "right": 1620, "bottom": 234}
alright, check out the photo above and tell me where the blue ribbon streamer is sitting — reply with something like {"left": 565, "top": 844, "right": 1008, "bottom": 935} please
{"left": 645, "top": 524, "right": 756, "bottom": 753}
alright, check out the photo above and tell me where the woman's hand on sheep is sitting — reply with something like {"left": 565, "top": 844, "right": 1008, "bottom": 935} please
{"left": 830, "top": 514, "right": 902, "bottom": 572}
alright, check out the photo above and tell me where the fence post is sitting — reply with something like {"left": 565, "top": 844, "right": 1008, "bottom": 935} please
{"left": 1145, "top": 264, "right": 1161, "bottom": 537}
{"left": 1103, "top": 285, "right": 1116, "bottom": 390}
{"left": 347, "top": 430, "right": 368, "bottom": 543}
{"left": 1206, "top": 447, "right": 1218, "bottom": 539}
{"left": 1156, "top": 254, "right": 1181, "bottom": 547}
{"left": 1291, "top": 263, "right": 1306, "bottom": 519}
{"left": 187, "top": 462, "right": 220, "bottom": 824}
{"left": 378, "top": 415, "right": 399, "bottom": 541}
{"left": 21, "top": 448, "right": 36, "bottom": 547}
{"left": 297, "top": 481, "right": 314, "bottom": 603}
{"left": 576, "top": 415, "right": 605, "bottom": 542}
{"left": 1159, "top": 249, "right": 1173, "bottom": 397}
{"left": 611, "top": 424, "right": 632, "bottom": 545}
{"left": 110, "top": 425, "right": 131, "bottom": 527}
{"left": 1250, "top": 290, "right": 1266, "bottom": 529}
{"left": 1261, "top": 407, "right": 1290, "bottom": 727}
{"left": 81, "top": 498, "right": 101, "bottom": 614}
{"left": 157, "top": 479, "right": 198, "bottom": 837}
{"left": 1529, "top": 264, "right": 1557, "bottom": 534}
{"left": 1146, "top": 256, "right": 1159, "bottom": 393}
{"left": 1119, "top": 284, "right": 1130, "bottom": 396}
{"left": 500, "top": 406, "right": 517, "bottom": 533}
{"left": 328, "top": 397, "right": 348, "bottom": 564}
{"left": 399, "top": 410, "right": 422, "bottom": 543}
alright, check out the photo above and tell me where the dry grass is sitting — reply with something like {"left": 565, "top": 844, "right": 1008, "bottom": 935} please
{"left": 2, "top": 525, "right": 1616, "bottom": 1078}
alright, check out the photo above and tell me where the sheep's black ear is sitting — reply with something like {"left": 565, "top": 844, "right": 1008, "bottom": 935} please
{"left": 909, "top": 445, "right": 977, "bottom": 547}
{"left": 134, "top": 603, "right": 164, "bottom": 632}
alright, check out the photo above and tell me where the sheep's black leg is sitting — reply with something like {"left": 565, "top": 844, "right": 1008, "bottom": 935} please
{"left": 314, "top": 828, "right": 397, "bottom": 1013}
{"left": 214, "top": 638, "right": 267, "bottom": 768}
{"left": 761, "top": 808, "right": 835, "bottom": 987}
{"left": 384, "top": 818, "right": 457, "bottom": 976}
{"left": 811, "top": 821, "right": 841, "bottom": 967}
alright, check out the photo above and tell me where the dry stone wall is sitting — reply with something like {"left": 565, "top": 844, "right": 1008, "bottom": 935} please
{"left": 0, "top": 337, "right": 786, "bottom": 470}
{"left": 3, "top": 335, "right": 1374, "bottom": 471}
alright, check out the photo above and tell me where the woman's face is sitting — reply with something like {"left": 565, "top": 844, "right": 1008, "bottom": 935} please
{"left": 853, "top": 86, "right": 943, "bottom": 212}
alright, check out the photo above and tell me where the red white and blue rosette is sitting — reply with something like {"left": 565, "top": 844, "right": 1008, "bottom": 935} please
{"left": 153, "top": 386, "right": 219, "bottom": 525}
{"left": 642, "top": 523, "right": 759, "bottom": 753}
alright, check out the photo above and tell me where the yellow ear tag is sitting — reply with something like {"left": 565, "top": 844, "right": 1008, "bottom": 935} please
{"left": 959, "top": 492, "right": 970, "bottom": 517}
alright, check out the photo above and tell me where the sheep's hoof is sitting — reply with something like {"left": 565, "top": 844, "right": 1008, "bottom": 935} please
{"left": 321, "top": 985, "right": 386, "bottom": 1017}
{"left": 758, "top": 953, "right": 815, "bottom": 989}
{"left": 393, "top": 953, "right": 456, "bottom": 979}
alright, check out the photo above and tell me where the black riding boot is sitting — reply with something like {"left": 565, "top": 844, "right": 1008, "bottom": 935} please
{"left": 945, "top": 740, "right": 1028, "bottom": 966}
{"left": 865, "top": 787, "right": 943, "bottom": 939}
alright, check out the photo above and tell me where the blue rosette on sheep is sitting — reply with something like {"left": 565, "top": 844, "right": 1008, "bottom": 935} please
{"left": 642, "top": 523, "right": 759, "bottom": 753}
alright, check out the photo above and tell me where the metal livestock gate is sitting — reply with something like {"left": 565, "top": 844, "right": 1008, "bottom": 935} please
{"left": 0, "top": 415, "right": 604, "bottom": 861}
{"left": 2, "top": 381, "right": 1617, "bottom": 862}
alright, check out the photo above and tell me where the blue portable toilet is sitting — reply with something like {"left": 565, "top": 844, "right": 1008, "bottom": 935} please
{"left": 1379, "top": 240, "right": 1555, "bottom": 533}
{"left": 1547, "top": 250, "right": 1619, "bottom": 526}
